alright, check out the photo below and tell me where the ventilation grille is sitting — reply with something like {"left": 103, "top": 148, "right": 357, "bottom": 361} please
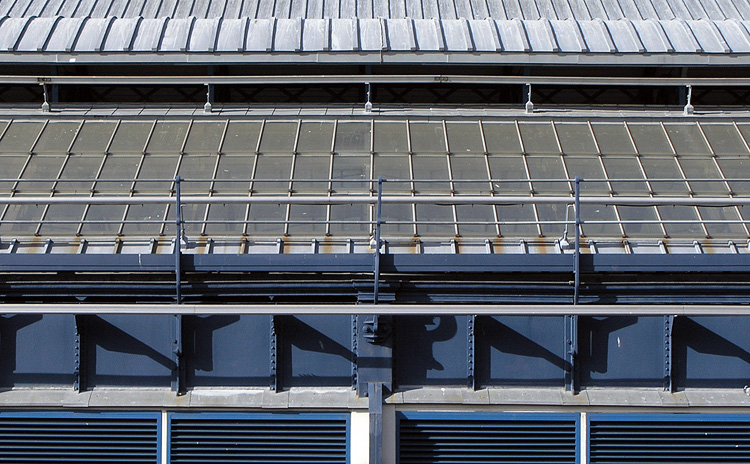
{"left": 0, "top": 412, "right": 160, "bottom": 463}
{"left": 590, "top": 415, "right": 750, "bottom": 463}
{"left": 169, "top": 413, "right": 348, "bottom": 464}
{"left": 398, "top": 413, "right": 578, "bottom": 464}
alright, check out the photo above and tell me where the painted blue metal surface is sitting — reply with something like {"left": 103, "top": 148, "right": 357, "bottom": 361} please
{"left": 674, "top": 316, "right": 750, "bottom": 388}
{"left": 588, "top": 414, "right": 750, "bottom": 464}
{"left": 281, "top": 315, "right": 355, "bottom": 387}
{"left": 476, "top": 316, "right": 567, "bottom": 386}
{"left": 395, "top": 316, "right": 469, "bottom": 386}
{"left": 0, "top": 314, "right": 75, "bottom": 387}
{"left": 168, "top": 412, "right": 350, "bottom": 464}
{"left": 579, "top": 316, "right": 664, "bottom": 387}
{"left": 85, "top": 315, "right": 173, "bottom": 387}
{"left": 398, "top": 412, "right": 579, "bottom": 464}
{"left": 0, "top": 411, "right": 161, "bottom": 463}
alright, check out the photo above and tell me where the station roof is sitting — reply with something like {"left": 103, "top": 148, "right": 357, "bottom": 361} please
{"left": 1, "top": 113, "right": 749, "bottom": 256}
{"left": 0, "top": 0, "right": 748, "bottom": 64}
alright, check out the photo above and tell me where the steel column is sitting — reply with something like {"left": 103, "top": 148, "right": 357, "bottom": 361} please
{"left": 664, "top": 315, "right": 675, "bottom": 392}
{"left": 270, "top": 315, "right": 279, "bottom": 392}
{"left": 74, "top": 315, "right": 86, "bottom": 392}
{"left": 468, "top": 315, "right": 476, "bottom": 390}
{"left": 574, "top": 177, "right": 581, "bottom": 305}
{"left": 368, "top": 382, "right": 383, "bottom": 464}
{"left": 565, "top": 314, "right": 578, "bottom": 393}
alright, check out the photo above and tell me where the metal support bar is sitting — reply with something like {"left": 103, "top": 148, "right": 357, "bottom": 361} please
{"left": 565, "top": 314, "right": 578, "bottom": 393}
{"left": 74, "top": 315, "right": 85, "bottom": 392}
{"left": 171, "top": 314, "right": 185, "bottom": 394}
{"left": 525, "top": 83, "right": 533, "bottom": 113}
{"left": 573, "top": 176, "right": 581, "bottom": 305}
{"left": 664, "top": 314, "right": 675, "bottom": 392}
{"left": 368, "top": 382, "right": 383, "bottom": 464}
{"left": 204, "top": 84, "right": 213, "bottom": 113}
{"left": 468, "top": 315, "right": 475, "bottom": 390}
{"left": 270, "top": 315, "right": 279, "bottom": 392}
{"left": 40, "top": 83, "right": 50, "bottom": 112}
{"left": 373, "top": 177, "right": 383, "bottom": 304}
{"left": 684, "top": 85, "right": 694, "bottom": 115}
{"left": 175, "top": 177, "right": 182, "bottom": 304}
{"left": 365, "top": 82, "right": 372, "bottom": 112}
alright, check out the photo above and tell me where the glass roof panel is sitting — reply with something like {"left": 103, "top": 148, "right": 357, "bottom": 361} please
{"left": 0, "top": 122, "right": 44, "bottom": 153}
{"left": 518, "top": 122, "right": 559, "bottom": 154}
{"left": 122, "top": 204, "right": 166, "bottom": 235}
{"left": 335, "top": 122, "right": 371, "bottom": 153}
{"left": 293, "top": 154, "right": 329, "bottom": 194}
{"left": 590, "top": 123, "right": 635, "bottom": 155}
{"left": 246, "top": 203, "right": 286, "bottom": 235}
{"left": 96, "top": 154, "right": 141, "bottom": 194}
{"left": 17, "top": 154, "right": 66, "bottom": 194}
{"left": 564, "top": 157, "right": 610, "bottom": 194}
{"left": 451, "top": 155, "right": 490, "bottom": 194}
{"left": 177, "top": 154, "right": 217, "bottom": 194}
{"left": 677, "top": 158, "right": 728, "bottom": 195}
{"left": 222, "top": 122, "right": 262, "bottom": 154}
{"left": 415, "top": 204, "right": 454, "bottom": 236}
{"left": 34, "top": 122, "right": 80, "bottom": 153}
{"left": 214, "top": 154, "right": 255, "bottom": 194}
{"left": 496, "top": 204, "right": 538, "bottom": 237}
{"left": 373, "top": 154, "right": 411, "bottom": 193}
{"left": 374, "top": 122, "right": 408, "bottom": 153}
{"left": 147, "top": 122, "right": 189, "bottom": 153}
{"left": 618, "top": 206, "right": 663, "bottom": 238}
{"left": 580, "top": 204, "right": 621, "bottom": 238}
{"left": 381, "top": 204, "right": 414, "bottom": 236}
{"left": 663, "top": 124, "right": 710, "bottom": 155}
{"left": 71, "top": 121, "right": 116, "bottom": 154}
{"left": 412, "top": 154, "right": 449, "bottom": 193}
{"left": 288, "top": 205, "right": 327, "bottom": 235}
{"left": 253, "top": 154, "right": 292, "bottom": 194}
{"left": 525, "top": 155, "right": 569, "bottom": 195}
{"left": 555, "top": 123, "right": 597, "bottom": 155}
{"left": 134, "top": 154, "right": 179, "bottom": 194}
{"left": 734, "top": 124, "right": 750, "bottom": 152}
{"left": 699, "top": 206, "right": 746, "bottom": 239}
{"left": 536, "top": 203, "right": 567, "bottom": 237}
{"left": 166, "top": 203, "right": 206, "bottom": 235}
{"left": 658, "top": 205, "right": 702, "bottom": 238}
{"left": 330, "top": 204, "right": 369, "bottom": 235}
{"left": 0, "top": 154, "right": 29, "bottom": 195}
{"left": 701, "top": 124, "right": 748, "bottom": 156}
{"left": 184, "top": 121, "right": 225, "bottom": 153}
{"left": 0, "top": 204, "right": 44, "bottom": 235}
{"left": 81, "top": 204, "right": 126, "bottom": 235}
{"left": 259, "top": 122, "right": 297, "bottom": 153}
{"left": 410, "top": 122, "right": 446, "bottom": 153}
{"left": 39, "top": 204, "right": 86, "bottom": 235}
{"left": 487, "top": 155, "right": 529, "bottom": 194}
{"left": 639, "top": 158, "right": 689, "bottom": 195}
{"left": 456, "top": 205, "right": 496, "bottom": 236}
{"left": 205, "top": 204, "right": 247, "bottom": 235}
{"left": 109, "top": 122, "right": 153, "bottom": 153}
{"left": 601, "top": 156, "right": 650, "bottom": 196}
{"left": 57, "top": 154, "right": 104, "bottom": 194}
{"left": 446, "top": 122, "right": 484, "bottom": 154}
{"left": 483, "top": 122, "right": 521, "bottom": 154}
{"left": 298, "top": 122, "right": 334, "bottom": 153}
{"left": 627, "top": 124, "right": 672, "bottom": 155}
{"left": 332, "top": 155, "right": 370, "bottom": 193}
{"left": 715, "top": 159, "right": 750, "bottom": 196}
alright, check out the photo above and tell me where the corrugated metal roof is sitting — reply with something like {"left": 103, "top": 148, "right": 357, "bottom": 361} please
{"left": 0, "top": 0, "right": 743, "bottom": 60}
{"left": 0, "top": 15, "right": 747, "bottom": 55}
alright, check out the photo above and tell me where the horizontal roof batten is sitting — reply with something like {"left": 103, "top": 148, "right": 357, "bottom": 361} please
{"left": 1, "top": 303, "right": 750, "bottom": 315}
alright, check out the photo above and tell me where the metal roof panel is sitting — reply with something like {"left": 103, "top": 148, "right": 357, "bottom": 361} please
{"left": 45, "top": 16, "right": 85, "bottom": 52}
{"left": 685, "top": 18, "right": 725, "bottom": 51}
{"left": 631, "top": 19, "right": 672, "bottom": 52}
{"left": 578, "top": 19, "right": 615, "bottom": 51}
{"left": 301, "top": 17, "right": 328, "bottom": 50}
{"left": 189, "top": 17, "right": 220, "bottom": 51}
{"left": 160, "top": 16, "right": 194, "bottom": 51}
{"left": 714, "top": 18, "right": 750, "bottom": 51}
{"left": 15, "top": 15, "right": 57, "bottom": 51}
{"left": 0, "top": 17, "right": 30, "bottom": 50}
{"left": 102, "top": 17, "right": 139, "bottom": 51}
{"left": 549, "top": 19, "right": 586, "bottom": 51}
{"left": 604, "top": 19, "right": 644, "bottom": 52}
{"left": 274, "top": 17, "right": 301, "bottom": 51}
{"left": 495, "top": 18, "right": 530, "bottom": 51}
{"left": 73, "top": 16, "right": 111, "bottom": 51}
{"left": 523, "top": 19, "right": 557, "bottom": 51}
{"left": 358, "top": 17, "right": 382, "bottom": 49}
{"left": 131, "top": 17, "right": 166, "bottom": 51}
{"left": 330, "top": 18, "right": 359, "bottom": 50}
{"left": 468, "top": 19, "right": 500, "bottom": 50}
{"left": 413, "top": 18, "right": 443, "bottom": 50}
{"left": 386, "top": 18, "right": 416, "bottom": 50}
{"left": 216, "top": 17, "right": 247, "bottom": 50}
{"left": 246, "top": 18, "right": 275, "bottom": 50}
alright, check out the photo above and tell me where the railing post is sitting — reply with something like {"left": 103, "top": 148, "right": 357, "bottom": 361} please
{"left": 172, "top": 176, "right": 184, "bottom": 394}
{"left": 574, "top": 176, "right": 581, "bottom": 305}
{"left": 373, "top": 177, "right": 383, "bottom": 304}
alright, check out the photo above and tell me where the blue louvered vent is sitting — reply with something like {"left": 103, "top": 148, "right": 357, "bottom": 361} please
{"left": 0, "top": 411, "right": 160, "bottom": 463}
{"left": 398, "top": 412, "right": 578, "bottom": 464}
{"left": 590, "top": 415, "right": 750, "bottom": 463}
{"left": 169, "top": 413, "right": 349, "bottom": 464}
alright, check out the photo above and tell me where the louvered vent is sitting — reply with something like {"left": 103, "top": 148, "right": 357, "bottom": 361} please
{"left": 398, "top": 413, "right": 578, "bottom": 464}
{"left": 169, "top": 413, "right": 349, "bottom": 464}
{"left": 590, "top": 415, "right": 750, "bottom": 463}
{"left": 0, "top": 412, "right": 160, "bottom": 463}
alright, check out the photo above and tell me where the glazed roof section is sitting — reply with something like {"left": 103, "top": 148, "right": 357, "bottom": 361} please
{"left": 0, "top": 0, "right": 748, "bottom": 63}
{"left": 1, "top": 116, "right": 750, "bottom": 255}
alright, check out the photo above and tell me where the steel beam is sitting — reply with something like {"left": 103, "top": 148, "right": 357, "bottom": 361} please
{"left": 4, "top": 303, "right": 750, "bottom": 316}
